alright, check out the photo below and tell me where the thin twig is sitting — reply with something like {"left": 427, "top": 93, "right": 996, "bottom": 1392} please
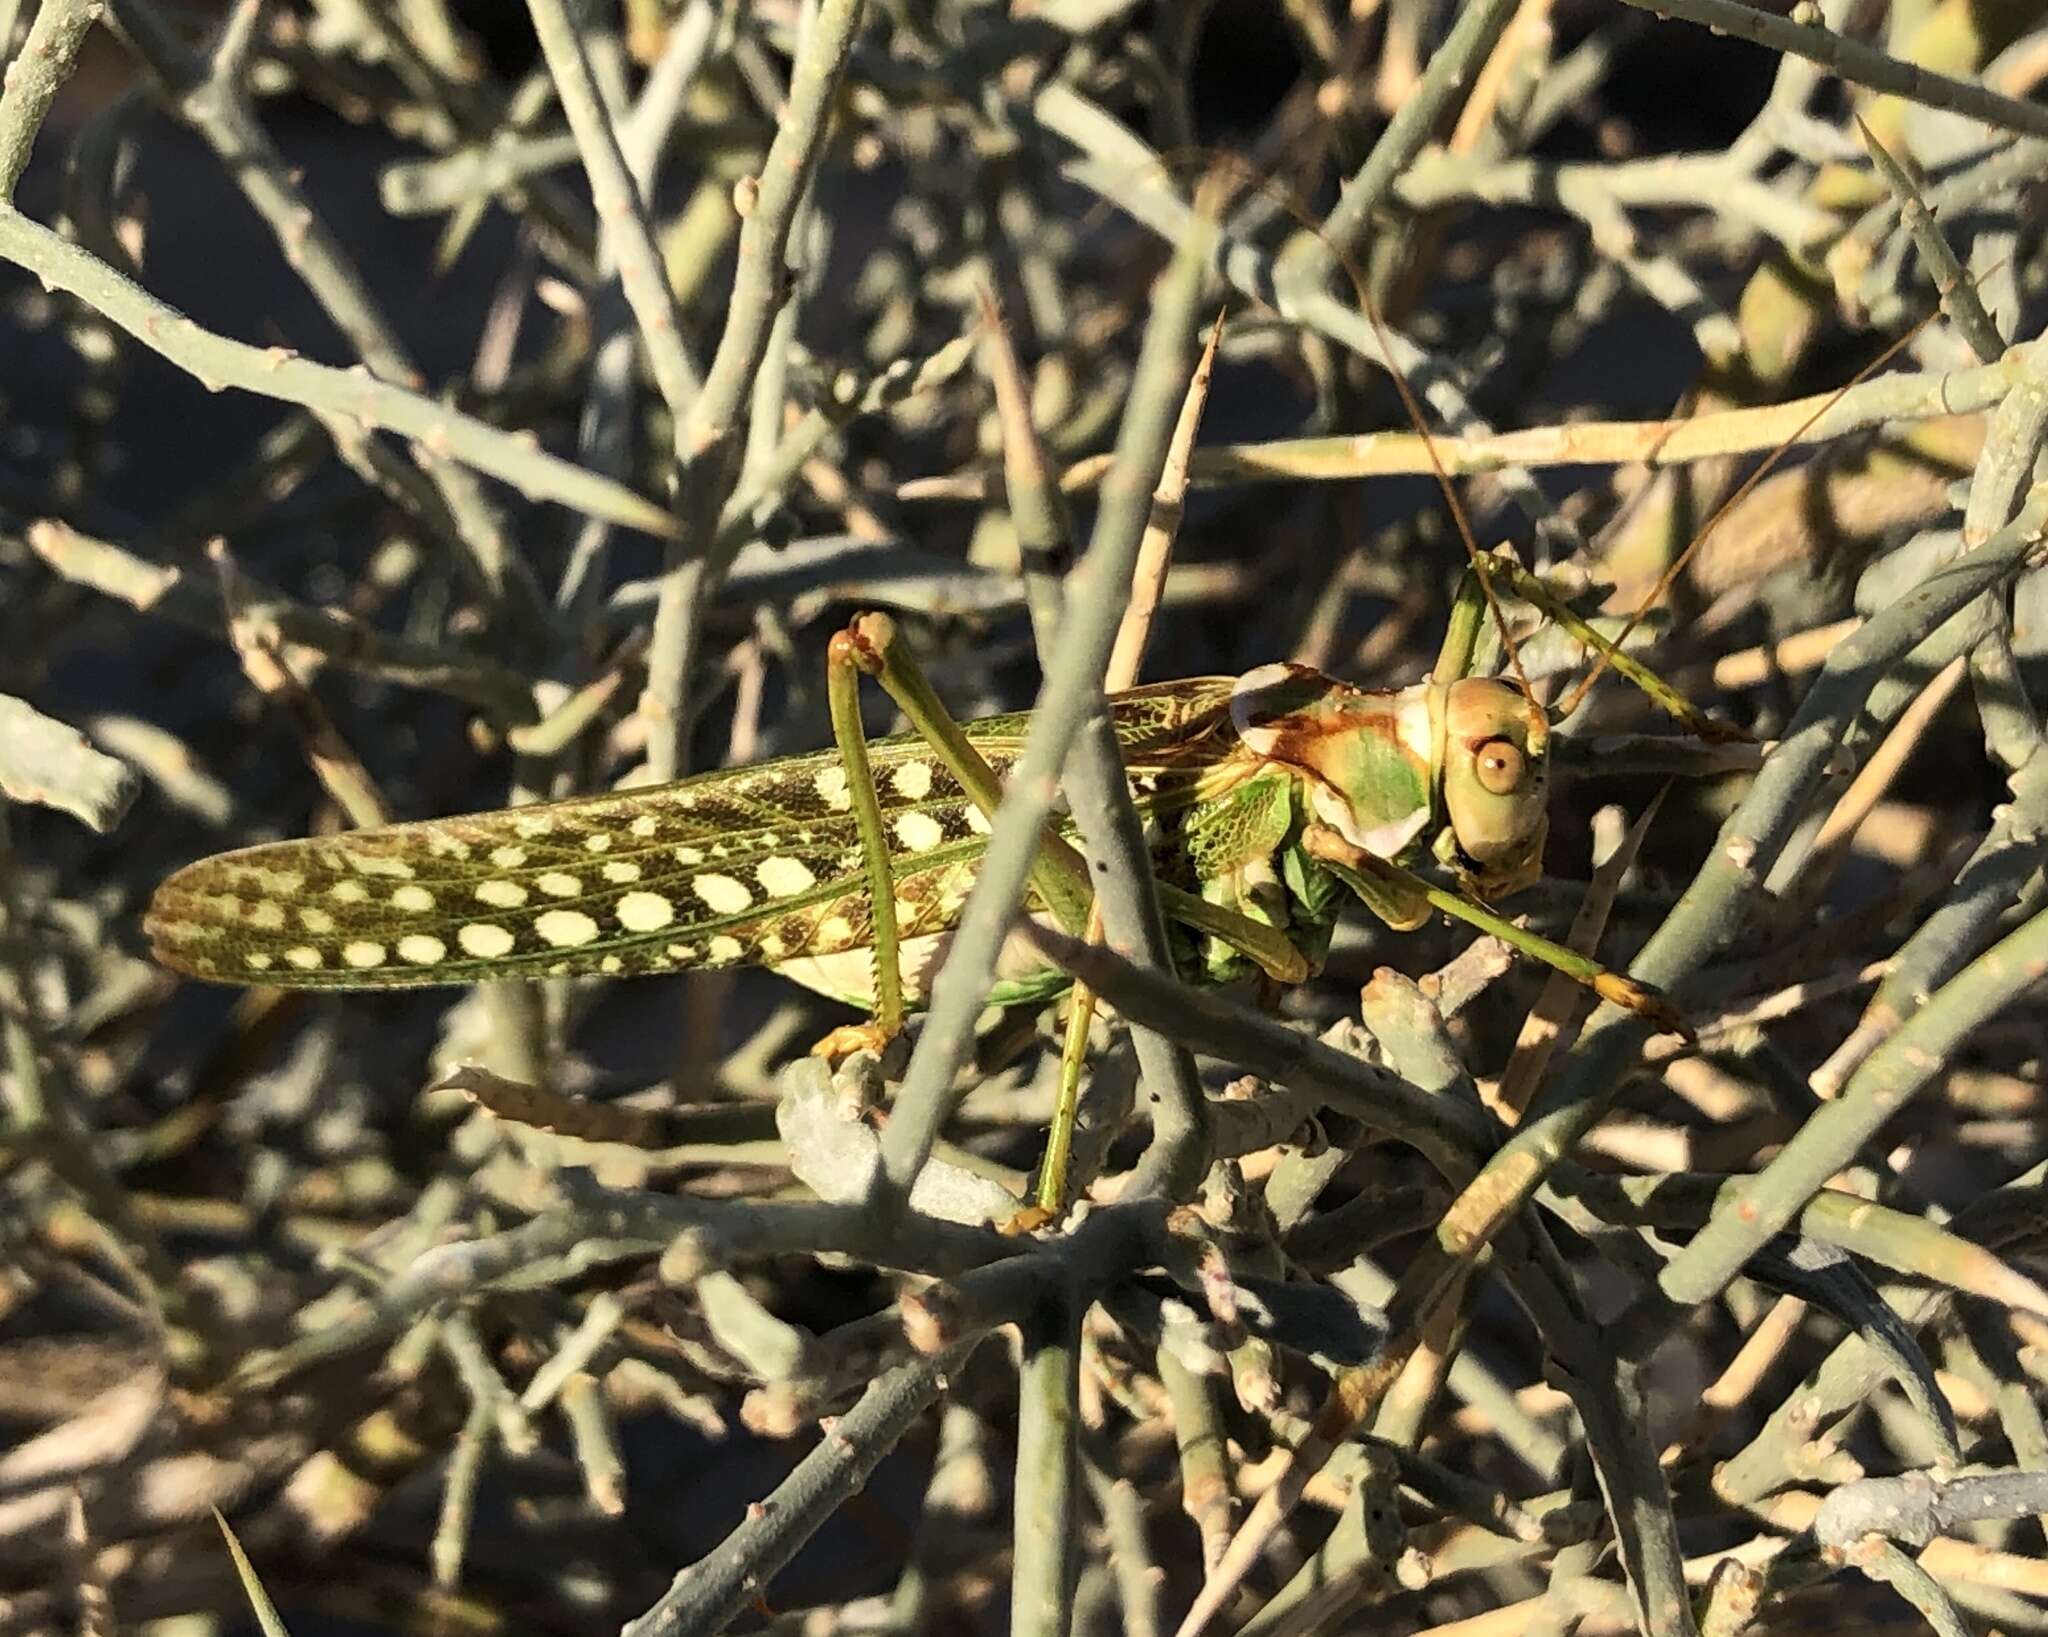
{"left": 527, "top": 0, "right": 700, "bottom": 419}
{"left": 640, "top": 0, "right": 868, "bottom": 780}
{"left": 0, "top": 206, "right": 677, "bottom": 536}
{"left": 1106, "top": 310, "right": 1223, "bottom": 689}
{"left": 1274, "top": 0, "right": 1520, "bottom": 295}
{"left": 872, "top": 192, "right": 1219, "bottom": 1217}
{"left": 898, "top": 346, "right": 2029, "bottom": 500}
{"left": 111, "top": 0, "right": 547, "bottom": 632}
{"left": 1855, "top": 116, "right": 2003, "bottom": 363}
{"left": 621, "top": 1347, "right": 968, "bottom": 1637}
{"left": 1617, "top": 0, "right": 2048, "bottom": 142}
{"left": 1012, "top": 1301, "right": 1080, "bottom": 1637}
{"left": 0, "top": 0, "right": 100, "bottom": 199}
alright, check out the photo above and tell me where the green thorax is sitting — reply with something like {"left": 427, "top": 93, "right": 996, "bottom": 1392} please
{"left": 1224, "top": 664, "right": 1437, "bottom": 860}
{"left": 1119, "top": 666, "right": 1437, "bottom": 988}
{"left": 1210, "top": 661, "right": 1550, "bottom": 904}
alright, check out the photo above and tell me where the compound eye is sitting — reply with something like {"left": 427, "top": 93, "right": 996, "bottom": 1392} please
{"left": 1474, "top": 738, "right": 1526, "bottom": 796}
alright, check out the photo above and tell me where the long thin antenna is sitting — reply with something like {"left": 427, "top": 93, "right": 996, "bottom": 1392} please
{"left": 1556, "top": 305, "right": 1944, "bottom": 719}
{"left": 1174, "top": 148, "right": 1540, "bottom": 705}
{"left": 1357, "top": 294, "right": 1537, "bottom": 704}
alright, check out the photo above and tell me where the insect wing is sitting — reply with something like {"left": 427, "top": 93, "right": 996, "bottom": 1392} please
{"left": 145, "top": 678, "right": 1240, "bottom": 988}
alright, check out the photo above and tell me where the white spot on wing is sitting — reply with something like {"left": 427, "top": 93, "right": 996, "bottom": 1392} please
{"left": 693, "top": 874, "right": 753, "bottom": 915}
{"left": 474, "top": 879, "right": 527, "bottom": 908}
{"left": 815, "top": 765, "right": 852, "bottom": 811}
{"left": 342, "top": 940, "right": 387, "bottom": 969}
{"left": 535, "top": 908, "right": 600, "bottom": 947}
{"left": 1360, "top": 810, "right": 1432, "bottom": 858}
{"left": 537, "top": 872, "right": 581, "bottom": 898}
{"left": 391, "top": 884, "right": 436, "bottom": 912}
{"left": 616, "top": 892, "right": 674, "bottom": 932}
{"left": 893, "top": 811, "right": 945, "bottom": 853}
{"left": 398, "top": 934, "right": 447, "bottom": 964}
{"left": 816, "top": 914, "right": 855, "bottom": 952}
{"left": 245, "top": 866, "right": 305, "bottom": 895}
{"left": 350, "top": 854, "right": 414, "bottom": 881}
{"left": 755, "top": 856, "right": 817, "bottom": 898}
{"left": 458, "top": 923, "right": 515, "bottom": 958}
{"left": 890, "top": 761, "right": 933, "bottom": 801}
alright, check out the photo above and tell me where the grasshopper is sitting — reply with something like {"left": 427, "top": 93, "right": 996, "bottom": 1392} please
{"left": 146, "top": 556, "right": 1694, "bottom": 1105}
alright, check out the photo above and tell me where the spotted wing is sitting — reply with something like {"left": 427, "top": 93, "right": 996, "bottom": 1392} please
{"left": 145, "top": 677, "right": 1241, "bottom": 988}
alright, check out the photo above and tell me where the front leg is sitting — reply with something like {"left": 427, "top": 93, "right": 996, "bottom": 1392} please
{"left": 1303, "top": 826, "right": 1687, "bottom": 1034}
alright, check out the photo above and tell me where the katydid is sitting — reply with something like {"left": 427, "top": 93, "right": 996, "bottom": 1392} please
{"left": 147, "top": 576, "right": 1690, "bottom": 1047}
